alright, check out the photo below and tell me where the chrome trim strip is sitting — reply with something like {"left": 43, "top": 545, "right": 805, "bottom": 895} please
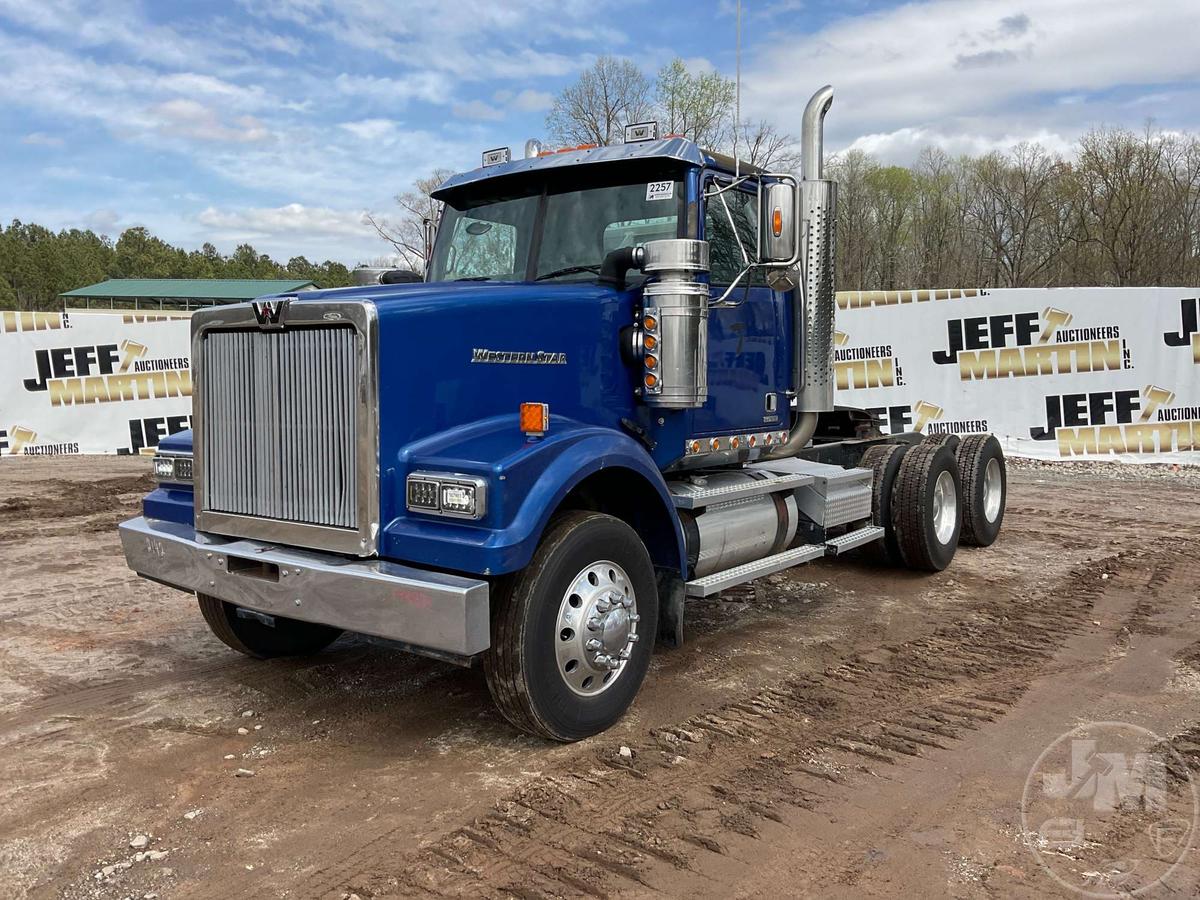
{"left": 190, "top": 300, "right": 380, "bottom": 557}
{"left": 120, "top": 516, "right": 490, "bottom": 656}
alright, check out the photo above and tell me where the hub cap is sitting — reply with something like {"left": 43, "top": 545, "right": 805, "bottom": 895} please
{"left": 554, "top": 561, "right": 638, "bottom": 697}
{"left": 983, "top": 457, "right": 1003, "bottom": 522}
{"left": 932, "top": 469, "right": 958, "bottom": 545}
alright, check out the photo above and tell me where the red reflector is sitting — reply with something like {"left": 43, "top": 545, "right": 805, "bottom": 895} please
{"left": 520, "top": 402, "right": 550, "bottom": 435}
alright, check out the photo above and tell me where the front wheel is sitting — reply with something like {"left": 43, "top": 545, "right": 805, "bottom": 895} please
{"left": 484, "top": 511, "right": 658, "bottom": 742}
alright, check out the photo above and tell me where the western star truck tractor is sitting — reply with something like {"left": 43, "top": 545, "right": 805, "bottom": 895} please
{"left": 120, "top": 87, "right": 1008, "bottom": 741}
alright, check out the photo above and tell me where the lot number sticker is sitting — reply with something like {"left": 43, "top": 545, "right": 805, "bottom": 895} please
{"left": 646, "top": 181, "right": 674, "bottom": 201}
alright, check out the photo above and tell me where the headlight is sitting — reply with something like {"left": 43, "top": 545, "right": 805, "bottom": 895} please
{"left": 406, "top": 472, "right": 487, "bottom": 520}
{"left": 153, "top": 454, "right": 193, "bottom": 484}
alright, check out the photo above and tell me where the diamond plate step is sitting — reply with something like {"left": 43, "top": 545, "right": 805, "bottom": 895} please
{"left": 669, "top": 472, "right": 813, "bottom": 510}
{"left": 825, "top": 525, "right": 885, "bottom": 556}
{"left": 685, "top": 544, "right": 826, "bottom": 597}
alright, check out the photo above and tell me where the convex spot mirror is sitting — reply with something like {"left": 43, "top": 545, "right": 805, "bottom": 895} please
{"left": 758, "top": 181, "right": 797, "bottom": 264}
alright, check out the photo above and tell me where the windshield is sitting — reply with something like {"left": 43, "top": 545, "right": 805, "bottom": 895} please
{"left": 429, "top": 168, "right": 685, "bottom": 284}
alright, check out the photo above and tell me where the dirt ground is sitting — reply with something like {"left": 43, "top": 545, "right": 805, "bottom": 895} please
{"left": 1, "top": 456, "right": 1198, "bottom": 899}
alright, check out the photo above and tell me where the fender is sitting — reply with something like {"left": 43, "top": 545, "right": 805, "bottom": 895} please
{"left": 383, "top": 416, "right": 687, "bottom": 577}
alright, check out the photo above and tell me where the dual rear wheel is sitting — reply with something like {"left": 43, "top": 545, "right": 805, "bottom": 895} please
{"left": 861, "top": 434, "right": 1006, "bottom": 571}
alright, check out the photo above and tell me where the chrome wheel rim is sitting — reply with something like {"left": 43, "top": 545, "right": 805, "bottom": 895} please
{"left": 554, "top": 561, "right": 638, "bottom": 697}
{"left": 932, "top": 469, "right": 958, "bottom": 545}
{"left": 983, "top": 457, "right": 1003, "bottom": 522}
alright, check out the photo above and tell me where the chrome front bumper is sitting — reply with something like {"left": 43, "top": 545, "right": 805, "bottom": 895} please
{"left": 119, "top": 516, "right": 490, "bottom": 657}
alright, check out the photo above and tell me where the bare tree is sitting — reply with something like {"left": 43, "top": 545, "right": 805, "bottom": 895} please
{"left": 965, "top": 144, "right": 1071, "bottom": 287}
{"left": 655, "top": 59, "right": 735, "bottom": 149}
{"left": 365, "top": 168, "right": 452, "bottom": 274}
{"left": 737, "top": 119, "right": 801, "bottom": 172}
{"left": 545, "top": 56, "right": 653, "bottom": 146}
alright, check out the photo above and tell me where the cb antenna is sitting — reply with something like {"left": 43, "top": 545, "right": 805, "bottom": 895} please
{"left": 734, "top": 0, "right": 742, "bottom": 177}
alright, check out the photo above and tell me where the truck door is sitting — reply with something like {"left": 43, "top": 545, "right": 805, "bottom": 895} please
{"left": 692, "top": 177, "right": 787, "bottom": 436}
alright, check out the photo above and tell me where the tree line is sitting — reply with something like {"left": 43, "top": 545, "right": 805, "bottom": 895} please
{"left": 0, "top": 222, "right": 354, "bottom": 310}
{"left": 380, "top": 55, "right": 1200, "bottom": 289}
{"left": 832, "top": 128, "right": 1200, "bottom": 291}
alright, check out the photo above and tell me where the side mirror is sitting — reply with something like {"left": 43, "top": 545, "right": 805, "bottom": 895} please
{"left": 758, "top": 181, "right": 798, "bottom": 264}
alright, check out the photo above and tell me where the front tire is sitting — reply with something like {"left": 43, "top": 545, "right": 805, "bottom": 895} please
{"left": 484, "top": 511, "right": 658, "bottom": 742}
{"left": 197, "top": 595, "right": 342, "bottom": 659}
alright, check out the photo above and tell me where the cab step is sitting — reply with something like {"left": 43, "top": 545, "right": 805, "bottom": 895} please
{"left": 684, "top": 526, "right": 887, "bottom": 598}
{"left": 685, "top": 544, "right": 826, "bottom": 597}
{"left": 825, "top": 525, "right": 886, "bottom": 556}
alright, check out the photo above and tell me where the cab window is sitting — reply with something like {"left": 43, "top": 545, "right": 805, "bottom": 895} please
{"left": 705, "top": 182, "right": 760, "bottom": 285}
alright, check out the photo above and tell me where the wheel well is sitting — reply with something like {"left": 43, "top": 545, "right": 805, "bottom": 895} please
{"left": 553, "top": 468, "right": 683, "bottom": 575}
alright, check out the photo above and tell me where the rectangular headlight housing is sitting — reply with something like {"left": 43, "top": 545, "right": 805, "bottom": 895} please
{"left": 153, "top": 454, "right": 193, "bottom": 484}
{"left": 406, "top": 472, "right": 487, "bottom": 520}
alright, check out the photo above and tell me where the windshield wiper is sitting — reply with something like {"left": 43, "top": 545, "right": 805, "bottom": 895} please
{"left": 454, "top": 275, "right": 493, "bottom": 281}
{"left": 534, "top": 264, "right": 601, "bottom": 282}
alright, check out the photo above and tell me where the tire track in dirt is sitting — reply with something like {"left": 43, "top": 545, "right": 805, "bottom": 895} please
{"left": 282, "top": 543, "right": 1185, "bottom": 900}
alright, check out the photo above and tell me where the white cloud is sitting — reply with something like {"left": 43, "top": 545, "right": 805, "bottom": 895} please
{"left": 844, "top": 127, "right": 1076, "bottom": 164}
{"left": 339, "top": 118, "right": 400, "bottom": 141}
{"left": 22, "top": 131, "right": 63, "bottom": 146}
{"left": 511, "top": 89, "right": 554, "bottom": 113}
{"left": 453, "top": 99, "right": 505, "bottom": 122}
{"left": 197, "top": 203, "right": 372, "bottom": 237}
{"left": 150, "top": 99, "right": 272, "bottom": 144}
{"left": 743, "top": 0, "right": 1200, "bottom": 160}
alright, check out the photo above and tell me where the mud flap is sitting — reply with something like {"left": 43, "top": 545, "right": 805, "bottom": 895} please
{"left": 656, "top": 571, "right": 685, "bottom": 649}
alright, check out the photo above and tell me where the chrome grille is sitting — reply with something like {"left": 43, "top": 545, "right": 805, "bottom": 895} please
{"left": 200, "top": 326, "right": 359, "bottom": 530}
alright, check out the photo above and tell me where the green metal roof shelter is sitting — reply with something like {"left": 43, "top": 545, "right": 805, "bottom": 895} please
{"left": 61, "top": 278, "right": 317, "bottom": 311}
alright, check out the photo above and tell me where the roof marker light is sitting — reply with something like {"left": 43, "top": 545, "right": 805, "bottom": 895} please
{"left": 624, "top": 121, "right": 658, "bottom": 143}
{"left": 482, "top": 147, "right": 511, "bottom": 167}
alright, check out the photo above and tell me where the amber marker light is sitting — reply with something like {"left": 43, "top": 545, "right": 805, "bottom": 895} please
{"left": 644, "top": 373, "right": 658, "bottom": 388}
{"left": 772, "top": 207, "right": 784, "bottom": 237}
{"left": 519, "top": 402, "right": 550, "bottom": 437}
{"left": 644, "top": 334, "right": 657, "bottom": 350}
{"left": 645, "top": 355, "right": 658, "bottom": 369}
{"left": 644, "top": 315, "right": 657, "bottom": 330}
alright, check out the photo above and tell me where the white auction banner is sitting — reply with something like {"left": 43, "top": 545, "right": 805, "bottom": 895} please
{"left": 0, "top": 310, "right": 192, "bottom": 457}
{"left": 832, "top": 287, "right": 1200, "bottom": 464}
{"left": 3, "top": 289, "right": 1198, "bottom": 462}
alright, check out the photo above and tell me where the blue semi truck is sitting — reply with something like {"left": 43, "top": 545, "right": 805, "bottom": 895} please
{"left": 120, "top": 87, "right": 1007, "bottom": 741}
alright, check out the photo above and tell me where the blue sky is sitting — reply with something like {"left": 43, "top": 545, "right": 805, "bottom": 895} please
{"left": 2, "top": 0, "right": 1199, "bottom": 266}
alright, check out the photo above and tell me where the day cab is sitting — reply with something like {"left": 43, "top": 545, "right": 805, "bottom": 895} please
{"left": 121, "top": 87, "right": 1008, "bottom": 741}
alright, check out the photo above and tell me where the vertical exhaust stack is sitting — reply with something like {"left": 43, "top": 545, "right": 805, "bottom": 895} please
{"left": 796, "top": 85, "right": 837, "bottom": 415}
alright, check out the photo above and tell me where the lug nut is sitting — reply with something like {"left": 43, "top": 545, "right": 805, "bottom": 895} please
{"left": 585, "top": 638, "right": 602, "bottom": 651}
{"left": 587, "top": 616, "right": 601, "bottom": 631}
{"left": 596, "top": 601, "right": 611, "bottom": 613}
{"left": 629, "top": 614, "right": 640, "bottom": 623}
{"left": 628, "top": 633, "right": 640, "bottom": 643}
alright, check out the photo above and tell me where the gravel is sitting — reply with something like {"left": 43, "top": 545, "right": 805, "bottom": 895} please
{"left": 1006, "top": 456, "right": 1200, "bottom": 482}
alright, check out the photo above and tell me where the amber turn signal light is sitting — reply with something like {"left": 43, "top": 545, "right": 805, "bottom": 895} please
{"left": 519, "top": 401, "right": 549, "bottom": 436}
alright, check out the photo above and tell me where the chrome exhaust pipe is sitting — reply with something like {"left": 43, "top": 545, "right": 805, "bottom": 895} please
{"left": 766, "top": 86, "right": 837, "bottom": 461}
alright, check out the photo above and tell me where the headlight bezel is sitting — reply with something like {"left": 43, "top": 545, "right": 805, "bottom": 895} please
{"left": 406, "top": 471, "right": 487, "bottom": 520}
{"left": 153, "top": 453, "right": 194, "bottom": 485}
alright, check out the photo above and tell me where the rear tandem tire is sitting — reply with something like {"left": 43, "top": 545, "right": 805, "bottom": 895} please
{"left": 891, "top": 444, "right": 962, "bottom": 572}
{"left": 197, "top": 594, "right": 343, "bottom": 659}
{"left": 484, "top": 511, "right": 658, "bottom": 742}
{"left": 859, "top": 443, "right": 910, "bottom": 565}
{"left": 956, "top": 434, "right": 1007, "bottom": 547}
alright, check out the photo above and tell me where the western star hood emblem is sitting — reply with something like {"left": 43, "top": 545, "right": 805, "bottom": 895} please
{"left": 251, "top": 298, "right": 290, "bottom": 328}
{"left": 471, "top": 348, "right": 567, "bottom": 365}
